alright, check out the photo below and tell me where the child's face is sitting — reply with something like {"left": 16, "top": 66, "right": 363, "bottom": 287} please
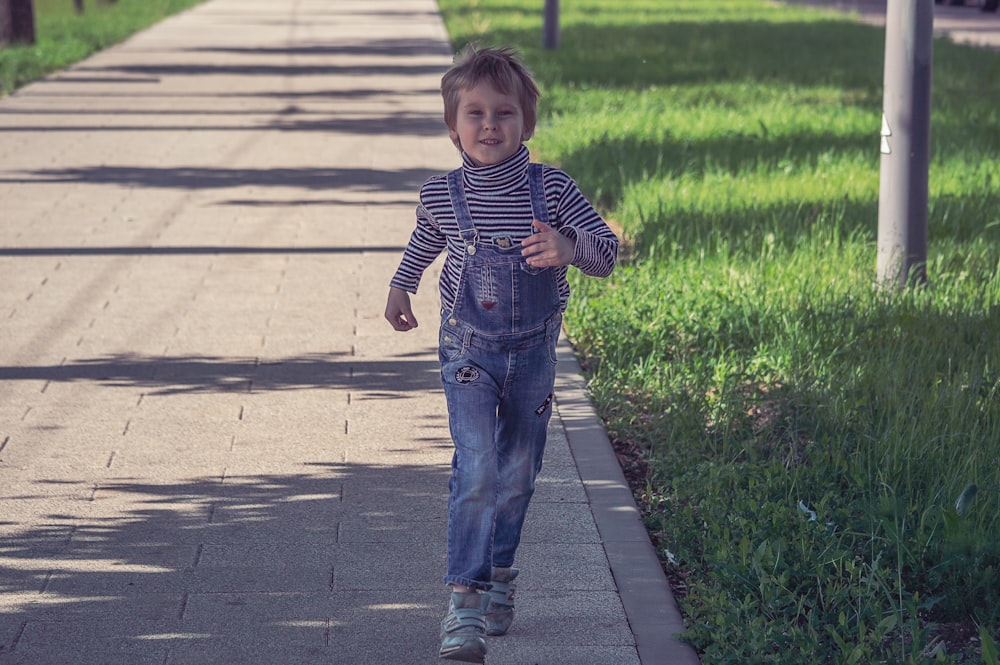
{"left": 449, "top": 83, "right": 527, "bottom": 167}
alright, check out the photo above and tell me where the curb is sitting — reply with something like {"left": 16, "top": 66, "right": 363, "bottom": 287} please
{"left": 556, "top": 339, "right": 701, "bottom": 665}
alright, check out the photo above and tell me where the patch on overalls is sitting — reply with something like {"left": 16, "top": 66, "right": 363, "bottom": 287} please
{"left": 455, "top": 366, "right": 480, "bottom": 384}
{"left": 535, "top": 393, "right": 554, "bottom": 416}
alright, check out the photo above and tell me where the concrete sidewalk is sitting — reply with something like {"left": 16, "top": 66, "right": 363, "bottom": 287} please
{"left": 0, "top": 1, "right": 696, "bottom": 664}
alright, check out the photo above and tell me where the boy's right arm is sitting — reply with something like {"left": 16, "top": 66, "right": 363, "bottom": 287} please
{"left": 385, "top": 287, "right": 418, "bottom": 332}
{"left": 386, "top": 195, "right": 446, "bottom": 332}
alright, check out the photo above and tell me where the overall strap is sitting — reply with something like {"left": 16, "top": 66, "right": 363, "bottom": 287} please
{"left": 447, "top": 169, "right": 478, "bottom": 250}
{"left": 527, "top": 163, "right": 549, "bottom": 225}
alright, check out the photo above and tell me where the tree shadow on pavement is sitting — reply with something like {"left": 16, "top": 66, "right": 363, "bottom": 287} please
{"left": 0, "top": 352, "right": 442, "bottom": 396}
{"left": 0, "top": 165, "right": 441, "bottom": 192}
{"left": 0, "top": 461, "right": 453, "bottom": 663}
{"left": 0, "top": 345, "right": 455, "bottom": 662}
{"left": 187, "top": 37, "right": 453, "bottom": 57}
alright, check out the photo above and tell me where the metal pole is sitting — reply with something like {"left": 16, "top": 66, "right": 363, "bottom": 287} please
{"left": 877, "top": 0, "right": 933, "bottom": 289}
{"left": 543, "top": 0, "right": 559, "bottom": 50}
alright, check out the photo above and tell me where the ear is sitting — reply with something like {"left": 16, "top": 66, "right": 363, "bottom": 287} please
{"left": 449, "top": 127, "right": 462, "bottom": 149}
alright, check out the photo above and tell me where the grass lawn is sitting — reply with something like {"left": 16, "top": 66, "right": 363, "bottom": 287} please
{"left": 0, "top": 0, "right": 205, "bottom": 96}
{"left": 436, "top": 0, "right": 1000, "bottom": 662}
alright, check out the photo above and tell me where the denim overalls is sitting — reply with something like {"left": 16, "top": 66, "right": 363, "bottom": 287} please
{"left": 439, "top": 163, "right": 562, "bottom": 590}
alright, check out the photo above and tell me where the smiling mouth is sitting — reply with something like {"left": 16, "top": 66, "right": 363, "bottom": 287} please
{"left": 480, "top": 139, "right": 501, "bottom": 145}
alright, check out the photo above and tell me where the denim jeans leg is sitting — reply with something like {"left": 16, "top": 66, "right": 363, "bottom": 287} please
{"left": 491, "top": 340, "right": 557, "bottom": 568}
{"left": 442, "top": 354, "right": 501, "bottom": 589}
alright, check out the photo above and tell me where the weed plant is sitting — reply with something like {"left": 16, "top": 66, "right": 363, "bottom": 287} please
{"left": 437, "top": 0, "right": 1000, "bottom": 662}
{"left": 0, "top": 0, "right": 205, "bottom": 96}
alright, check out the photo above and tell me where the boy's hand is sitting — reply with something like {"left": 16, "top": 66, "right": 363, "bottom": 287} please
{"left": 385, "top": 287, "right": 418, "bottom": 331}
{"left": 521, "top": 221, "right": 575, "bottom": 268}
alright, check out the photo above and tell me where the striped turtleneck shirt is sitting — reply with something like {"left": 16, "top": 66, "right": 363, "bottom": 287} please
{"left": 390, "top": 145, "right": 619, "bottom": 313}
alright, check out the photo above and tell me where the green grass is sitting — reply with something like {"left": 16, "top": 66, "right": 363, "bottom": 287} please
{"left": 0, "top": 0, "right": 205, "bottom": 96}
{"left": 438, "top": 0, "right": 1000, "bottom": 662}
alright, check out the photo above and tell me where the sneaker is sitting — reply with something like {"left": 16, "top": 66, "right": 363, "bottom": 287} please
{"left": 439, "top": 591, "right": 487, "bottom": 663}
{"left": 483, "top": 567, "right": 518, "bottom": 636}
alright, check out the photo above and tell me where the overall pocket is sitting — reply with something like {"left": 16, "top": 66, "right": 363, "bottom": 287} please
{"left": 545, "top": 314, "right": 562, "bottom": 365}
{"left": 438, "top": 315, "right": 468, "bottom": 362}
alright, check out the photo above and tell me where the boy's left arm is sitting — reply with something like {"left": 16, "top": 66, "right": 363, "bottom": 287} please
{"left": 552, "top": 178, "right": 619, "bottom": 278}
{"left": 521, "top": 220, "right": 576, "bottom": 269}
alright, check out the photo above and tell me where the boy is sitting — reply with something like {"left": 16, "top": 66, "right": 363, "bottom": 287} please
{"left": 384, "top": 44, "right": 618, "bottom": 663}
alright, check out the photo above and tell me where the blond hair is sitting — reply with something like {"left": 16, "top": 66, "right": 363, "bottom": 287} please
{"left": 441, "top": 44, "right": 540, "bottom": 142}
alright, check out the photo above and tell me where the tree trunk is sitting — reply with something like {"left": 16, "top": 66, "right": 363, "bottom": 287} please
{"left": 0, "top": 0, "right": 36, "bottom": 47}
